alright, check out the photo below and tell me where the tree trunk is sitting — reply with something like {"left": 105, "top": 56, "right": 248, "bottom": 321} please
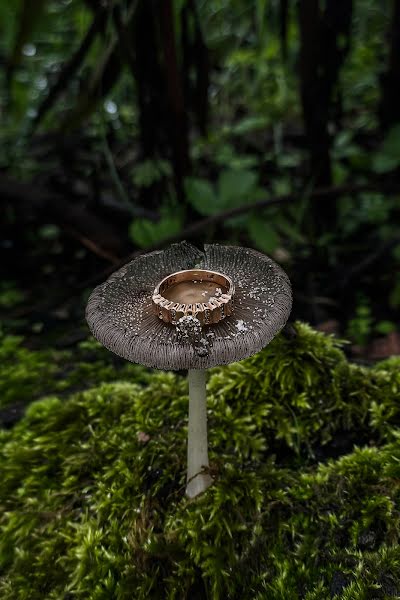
{"left": 379, "top": 0, "right": 400, "bottom": 130}
{"left": 299, "top": 0, "right": 331, "bottom": 187}
{"left": 279, "top": 0, "right": 289, "bottom": 61}
{"left": 298, "top": 0, "right": 353, "bottom": 234}
{"left": 132, "top": 0, "right": 164, "bottom": 160}
{"left": 159, "top": 0, "right": 190, "bottom": 199}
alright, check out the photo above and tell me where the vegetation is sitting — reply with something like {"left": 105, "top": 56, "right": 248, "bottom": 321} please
{"left": 1, "top": 0, "right": 400, "bottom": 344}
{"left": 1, "top": 323, "right": 400, "bottom": 599}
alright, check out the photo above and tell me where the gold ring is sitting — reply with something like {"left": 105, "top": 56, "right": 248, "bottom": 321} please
{"left": 152, "top": 269, "right": 234, "bottom": 326}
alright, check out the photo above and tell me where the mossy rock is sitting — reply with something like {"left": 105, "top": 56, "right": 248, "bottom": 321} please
{"left": 1, "top": 323, "right": 400, "bottom": 599}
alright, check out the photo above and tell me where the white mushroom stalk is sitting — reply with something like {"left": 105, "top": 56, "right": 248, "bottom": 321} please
{"left": 186, "top": 369, "right": 213, "bottom": 498}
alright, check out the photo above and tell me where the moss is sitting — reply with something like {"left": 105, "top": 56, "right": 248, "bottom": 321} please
{"left": 1, "top": 322, "right": 400, "bottom": 599}
{"left": 208, "top": 323, "right": 387, "bottom": 460}
{"left": 0, "top": 333, "right": 59, "bottom": 408}
{"left": 369, "top": 357, "right": 400, "bottom": 440}
{"left": 0, "top": 333, "right": 151, "bottom": 412}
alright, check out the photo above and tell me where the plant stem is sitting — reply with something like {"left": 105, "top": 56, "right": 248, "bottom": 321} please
{"left": 186, "top": 369, "right": 213, "bottom": 498}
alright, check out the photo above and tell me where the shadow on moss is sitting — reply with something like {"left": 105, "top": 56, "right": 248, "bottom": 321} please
{"left": 0, "top": 322, "right": 400, "bottom": 599}
{"left": 0, "top": 334, "right": 151, "bottom": 426}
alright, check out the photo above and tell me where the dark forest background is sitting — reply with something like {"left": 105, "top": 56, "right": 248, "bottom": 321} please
{"left": 1, "top": 0, "right": 400, "bottom": 359}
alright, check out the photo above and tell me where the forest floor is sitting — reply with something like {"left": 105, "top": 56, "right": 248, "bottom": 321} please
{"left": 1, "top": 323, "right": 400, "bottom": 599}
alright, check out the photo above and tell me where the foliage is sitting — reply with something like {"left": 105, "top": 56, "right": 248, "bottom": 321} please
{"left": 2, "top": 1, "right": 400, "bottom": 340}
{"left": 185, "top": 168, "right": 261, "bottom": 218}
{"left": 0, "top": 282, "right": 24, "bottom": 309}
{"left": 345, "top": 297, "right": 398, "bottom": 346}
{"left": 132, "top": 160, "right": 172, "bottom": 188}
{"left": 346, "top": 301, "right": 374, "bottom": 347}
{"left": 372, "top": 125, "right": 400, "bottom": 174}
{"left": 1, "top": 323, "right": 400, "bottom": 598}
{"left": 129, "top": 212, "right": 183, "bottom": 249}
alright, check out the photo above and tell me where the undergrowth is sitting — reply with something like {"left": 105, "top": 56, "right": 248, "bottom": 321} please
{"left": 0, "top": 323, "right": 400, "bottom": 599}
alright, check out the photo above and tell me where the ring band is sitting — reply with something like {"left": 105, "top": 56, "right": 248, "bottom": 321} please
{"left": 152, "top": 269, "right": 234, "bottom": 326}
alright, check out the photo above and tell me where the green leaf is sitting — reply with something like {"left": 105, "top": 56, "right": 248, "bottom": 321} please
{"left": 375, "top": 321, "right": 396, "bottom": 336}
{"left": 372, "top": 153, "right": 400, "bottom": 174}
{"left": 184, "top": 177, "right": 218, "bottom": 216}
{"left": 214, "top": 144, "right": 259, "bottom": 169}
{"left": 247, "top": 218, "right": 280, "bottom": 253}
{"left": 372, "top": 124, "right": 400, "bottom": 173}
{"left": 272, "top": 178, "right": 291, "bottom": 196}
{"left": 231, "top": 116, "right": 269, "bottom": 136}
{"left": 129, "top": 215, "right": 182, "bottom": 248}
{"left": 38, "top": 224, "right": 60, "bottom": 240}
{"left": 332, "top": 161, "right": 348, "bottom": 185}
{"left": 392, "top": 245, "right": 400, "bottom": 261}
{"left": 277, "top": 151, "right": 302, "bottom": 168}
{"left": 133, "top": 160, "right": 172, "bottom": 188}
{"left": 0, "top": 283, "right": 24, "bottom": 309}
{"left": 218, "top": 169, "right": 258, "bottom": 207}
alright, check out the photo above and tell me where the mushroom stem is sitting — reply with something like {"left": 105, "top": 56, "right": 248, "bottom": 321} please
{"left": 186, "top": 369, "right": 213, "bottom": 498}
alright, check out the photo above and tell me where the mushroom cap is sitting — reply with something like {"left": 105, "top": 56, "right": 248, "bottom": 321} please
{"left": 86, "top": 242, "right": 292, "bottom": 370}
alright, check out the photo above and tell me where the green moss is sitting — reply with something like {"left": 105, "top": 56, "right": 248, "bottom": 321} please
{"left": 369, "top": 357, "right": 400, "bottom": 440}
{"left": 1, "top": 322, "right": 400, "bottom": 599}
{"left": 0, "top": 334, "right": 59, "bottom": 408}
{"left": 0, "top": 333, "right": 151, "bottom": 411}
{"left": 208, "top": 323, "right": 388, "bottom": 459}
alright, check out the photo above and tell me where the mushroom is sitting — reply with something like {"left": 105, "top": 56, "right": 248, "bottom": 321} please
{"left": 86, "top": 242, "right": 292, "bottom": 498}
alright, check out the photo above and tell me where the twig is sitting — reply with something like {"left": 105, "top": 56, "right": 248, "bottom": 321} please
{"left": 101, "top": 129, "right": 137, "bottom": 215}
{"left": 65, "top": 228, "right": 120, "bottom": 264}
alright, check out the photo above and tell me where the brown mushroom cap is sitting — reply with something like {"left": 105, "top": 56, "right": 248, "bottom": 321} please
{"left": 86, "top": 242, "right": 292, "bottom": 370}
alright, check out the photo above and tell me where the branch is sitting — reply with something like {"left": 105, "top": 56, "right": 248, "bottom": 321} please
{"left": 10, "top": 179, "right": 400, "bottom": 319}
{"left": 71, "top": 180, "right": 400, "bottom": 291}
{"left": 31, "top": 6, "right": 108, "bottom": 131}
